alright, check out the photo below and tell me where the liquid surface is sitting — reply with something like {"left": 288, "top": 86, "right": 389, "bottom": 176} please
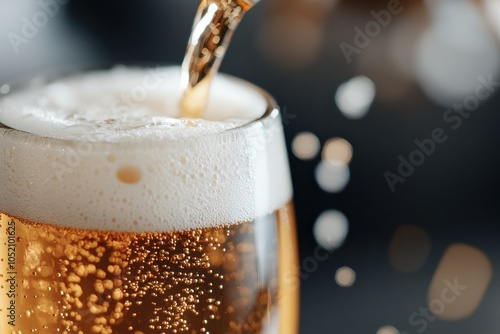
{"left": 0, "top": 203, "right": 298, "bottom": 334}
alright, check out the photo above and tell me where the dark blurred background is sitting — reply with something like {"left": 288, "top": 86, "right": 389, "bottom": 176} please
{"left": 1, "top": 0, "right": 500, "bottom": 333}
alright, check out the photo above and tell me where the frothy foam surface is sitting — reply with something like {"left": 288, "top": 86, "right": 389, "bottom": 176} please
{"left": 0, "top": 67, "right": 266, "bottom": 142}
{"left": 0, "top": 67, "right": 292, "bottom": 232}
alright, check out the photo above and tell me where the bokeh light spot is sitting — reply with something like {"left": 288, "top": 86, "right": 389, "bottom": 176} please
{"left": 335, "top": 267, "right": 356, "bottom": 287}
{"left": 322, "top": 137, "right": 353, "bottom": 165}
{"left": 376, "top": 325, "right": 400, "bottom": 334}
{"left": 315, "top": 161, "right": 350, "bottom": 193}
{"left": 313, "top": 210, "right": 349, "bottom": 251}
{"left": 484, "top": 0, "right": 500, "bottom": 38}
{"left": 292, "top": 132, "right": 320, "bottom": 160}
{"left": 414, "top": 0, "right": 500, "bottom": 106}
{"left": 428, "top": 244, "right": 492, "bottom": 320}
{"left": 256, "top": 0, "right": 333, "bottom": 71}
{"left": 335, "top": 76, "right": 375, "bottom": 119}
{"left": 389, "top": 225, "right": 431, "bottom": 273}
{"left": 0, "top": 84, "right": 10, "bottom": 95}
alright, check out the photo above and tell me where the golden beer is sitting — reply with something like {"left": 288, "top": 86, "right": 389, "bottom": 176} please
{"left": 0, "top": 67, "right": 299, "bottom": 333}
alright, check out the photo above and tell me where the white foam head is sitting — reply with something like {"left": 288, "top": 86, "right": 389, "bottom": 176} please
{"left": 0, "top": 67, "right": 292, "bottom": 232}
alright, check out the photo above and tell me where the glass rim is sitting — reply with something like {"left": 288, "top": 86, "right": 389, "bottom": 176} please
{"left": 0, "top": 66, "right": 281, "bottom": 150}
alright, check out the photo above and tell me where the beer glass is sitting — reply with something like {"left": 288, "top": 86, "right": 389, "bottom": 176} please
{"left": 0, "top": 67, "right": 299, "bottom": 333}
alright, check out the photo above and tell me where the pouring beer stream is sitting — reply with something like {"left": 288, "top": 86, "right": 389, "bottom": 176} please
{"left": 180, "top": 0, "right": 261, "bottom": 118}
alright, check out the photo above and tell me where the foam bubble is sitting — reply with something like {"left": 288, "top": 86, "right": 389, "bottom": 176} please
{"left": 0, "top": 67, "right": 292, "bottom": 232}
